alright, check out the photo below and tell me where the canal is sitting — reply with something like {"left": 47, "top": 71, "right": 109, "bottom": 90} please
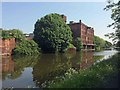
{"left": 2, "top": 50, "right": 118, "bottom": 88}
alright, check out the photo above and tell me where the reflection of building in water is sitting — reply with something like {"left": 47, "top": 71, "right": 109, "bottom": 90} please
{"left": 2, "top": 56, "right": 14, "bottom": 73}
{"left": 69, "top": 51, "right": 94, "bottom": 70}
{"left": 80, "top": 51, "right": 94, "bottom": 70}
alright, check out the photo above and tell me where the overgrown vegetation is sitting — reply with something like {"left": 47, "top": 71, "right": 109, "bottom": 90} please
{"left": 12, "top": 39, "right": 40, "bottom": 55}
{"left": 66, "top": 43, "right": 76, "bottom": 50}
{"left": 1, "top": 29, "right": 40, "bottom": 55}
{"left": 1, "top": 29, "right": 25, "bottom": 41}
{"left": 33, "top": 13, "right": 72, "bottom": 53}
{"left": 46, "top": 52, "right": 119, "bottom": 88}
{"left": 73, "top": 37, "right": 83, "bottom": 51}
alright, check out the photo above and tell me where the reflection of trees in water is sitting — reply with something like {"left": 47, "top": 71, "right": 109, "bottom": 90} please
{"left": 2, "top": 51, "right": 105, "bottom": 87}
{"left": 2, "top": 55, "right": 39, "bottom": 80}
{"left": 32, "top": 54, "right": 69, "bottom": 87}
{"left": 32, "top": 52, "right": 83, "bottom": 87}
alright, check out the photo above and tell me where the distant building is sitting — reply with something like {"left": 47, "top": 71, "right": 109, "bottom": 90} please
{"left": 61, "top": 15, "right": 94, "bottom": 49}
{"left": 24, "top": 33, "right": 34, "bottom": 40}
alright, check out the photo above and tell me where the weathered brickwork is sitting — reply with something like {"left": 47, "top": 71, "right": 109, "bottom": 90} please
{"left": 0, "top": 38, "right": 16, "bottom": 55}
{"left": 68, "top": 20, "right": 94, "bottom": 49}
{"left": 80, "top": 22, "right": 94, "bottom": 46}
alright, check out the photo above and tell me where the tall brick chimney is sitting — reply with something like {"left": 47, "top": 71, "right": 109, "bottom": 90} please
{"left": 61, "top": 14, "right": 67, "bottom": 23}
{"left": 79, "top": 20, "right": 81, "bottom": 23}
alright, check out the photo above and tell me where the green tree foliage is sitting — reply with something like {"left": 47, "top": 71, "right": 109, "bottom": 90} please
{"left": 12, "top": 39, "right": 40, "bottom": 55}
{"left": 1, "top": 29, "right": 25, "bottom": 41}
{"left": 104, "top": 0, "right": 120, "bottom": 47}
{"left": 73, "top": 37, "right": 83, "bottom": 51}
{"left": 116, "top": 40, "right": 120, "bottom": 47}
{"left": 33, "top": 13, "right": 72, "bottom": 53}
{"left": 104, "top": 40, "right": 112, "bottom": 48}
{"left": 94, "top": 36, "right": 106, "bottom": 51}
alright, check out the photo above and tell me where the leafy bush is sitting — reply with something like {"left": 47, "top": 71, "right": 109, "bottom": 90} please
{"left": 34, "top": 13, "right": 72, "bottom": 53}
{"left": 1, "top": 29, "right": 25, "bottom": 41}
{"left": 12, "top": 40, "right": 40, "bottom": 55}
{"left": 67, "top": 43, "right": 76, "bottom": 49}
{"left": 73, "top": 37, "right": 83, "bottom": 51}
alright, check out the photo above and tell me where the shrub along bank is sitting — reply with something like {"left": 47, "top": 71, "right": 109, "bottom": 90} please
{"left": 12, "top": 39, "right": 40, "bottom": 55}
{"left": 46, "top": 52, "right": 119, "bottom": 88}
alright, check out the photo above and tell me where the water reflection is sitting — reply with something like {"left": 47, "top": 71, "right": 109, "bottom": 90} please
{"left": 2, "top": 50, "right": 115, "bottom": 88}
{"left": 2, "top": 55, "right": 39, "bottom": 80}
{"left": 80, "top": 51, "right": 93, "bottom": 69}
{"left": 2, "top": 56, "right": 14, "bottom": 73}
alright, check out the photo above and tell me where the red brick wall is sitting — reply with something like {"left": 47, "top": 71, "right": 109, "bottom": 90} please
{"left": 68, "top": 23, "right": 81, "bottom": 39}
{"left": 0, "top": 38, "right": 16, "bottom": 55}
{"left": 80, "top": 23, "right": 94, "bottom": 45}
{"left": 81, "top": 23, "right": 88, "bottom": 45}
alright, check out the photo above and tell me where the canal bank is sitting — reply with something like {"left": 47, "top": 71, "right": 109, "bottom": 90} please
{"left": 47, "top": 51, "right": 120, "bottom": 88}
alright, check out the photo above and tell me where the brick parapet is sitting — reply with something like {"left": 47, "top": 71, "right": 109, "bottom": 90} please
{"left": 0, "top": 38, "right": 16, "bottom": 55}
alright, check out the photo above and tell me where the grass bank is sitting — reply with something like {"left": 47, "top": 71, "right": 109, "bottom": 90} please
{"left": 46, "top": 52, "right": 120, "bottom": 88}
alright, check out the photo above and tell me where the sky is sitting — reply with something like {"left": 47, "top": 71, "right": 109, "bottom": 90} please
{"left": 2, "top": 2, "right": 115, "bottom": 42}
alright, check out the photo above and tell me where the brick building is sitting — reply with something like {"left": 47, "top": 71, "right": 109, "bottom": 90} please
{"left": 61, "top": 15, "right": 94, "bottom": 49}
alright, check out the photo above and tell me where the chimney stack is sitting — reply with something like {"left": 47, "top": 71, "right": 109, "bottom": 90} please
{"left": 61, "top": 14, "right": 67, "bottom": 23}
{"left": 79, "top": 20, "right": 81, "bottom": 23}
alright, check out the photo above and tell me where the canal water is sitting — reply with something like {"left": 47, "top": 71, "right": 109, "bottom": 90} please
{"left": 2, "top": 50, "right": 118, "bottom": 88}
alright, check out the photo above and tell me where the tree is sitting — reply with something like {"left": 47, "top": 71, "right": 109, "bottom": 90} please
{"left": 104, "top": 40, "right": 112, "bottom": 48}
{"left": 12, "top": 39, "right": 40, "bottom": 55}
{"left": 33, "top": 13, "right": 72, "bottom": 53}
{"left": 104, "top": 0, "right": 120, "bottom": 47}
{"left": 94, "top": 35, "right": 105, "bottom": 51}
{"left": 9, "top": 29, "right": 25, "bottom": 41}
{"left": 73, "top": 37, "right": 83, "bottom": 51}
